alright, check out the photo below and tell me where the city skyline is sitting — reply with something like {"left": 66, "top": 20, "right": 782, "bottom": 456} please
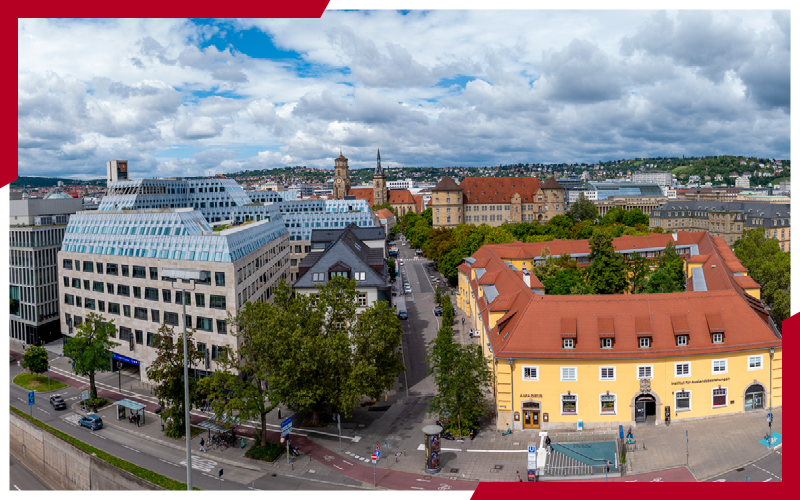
{"left": 18, "top": 11, "right": 790, "bottom": 180}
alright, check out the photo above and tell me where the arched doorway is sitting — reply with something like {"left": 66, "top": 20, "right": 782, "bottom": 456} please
{"left": 537, "top": 214, "right": 543, "bottom": 222}
{"left": 744, "top": 383, "right": 765, "bottom": 411}
{"left": 632, "top": 393, "right": 660, "bottom": 425}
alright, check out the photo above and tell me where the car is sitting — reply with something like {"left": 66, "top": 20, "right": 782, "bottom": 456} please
{"left": 79, "top": 414, "right": 103, "bottom": 430}
{"left": 402, "top": 242, "right": 406, "bottom": 246}
{"left": 434, "top": 307, "right": 443, "bottom": 316}
{"left": 392, "top": 291, "right": 398, "bottom": 296}
{"left": 49, "top": 395, "right": 66, "bottom": 410}
{"left": 398, "top": 310, "right": 408, "bottom": 320}
{"left": 399, "top": 260, "right": 404, "bottom": 266}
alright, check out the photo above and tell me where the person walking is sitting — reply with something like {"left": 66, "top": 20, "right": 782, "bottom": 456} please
{"left": 199, "top": 437, "right": 206, "bottom": 453}
{"left": 545, "top": 435, "right": 552, "bottom": 454}
{"left": 278, "top": 406, "right": 282, "bottom": 420}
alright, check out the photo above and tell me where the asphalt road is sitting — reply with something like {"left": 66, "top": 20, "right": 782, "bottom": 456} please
{"left": 8, "top": 369, "right": 361, "bottom": 491}
{"left": 10, "top": 454, "right": 51, "bottom": 490}
{"left": 709, "top": 449, "right": 782, "bottom": 482}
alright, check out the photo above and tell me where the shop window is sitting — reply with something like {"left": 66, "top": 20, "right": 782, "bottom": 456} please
{"left": 675, "top": 390, "right": 691, "bottom": 412}
{"left": 561, "top": 394, "right": 577, "bottom": 415}
{"left": 712, "top": 387, "right": 728, "bottom": 408}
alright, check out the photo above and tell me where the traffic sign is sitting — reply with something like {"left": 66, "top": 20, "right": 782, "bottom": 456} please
{"left": 28, "top": 391, "right": 35, "bottom": 406}
{"left": 375, "top": 449, "right": 381, "bottom": 459}
{"left": 371, "top": 453, "right": 377, "bottom": 462}
{"left": 280, "top": 417, "right": 293, "bottom": 438}
{"left": 528, "top": 445, "right": 536, "bottom": 454}
{"left": 375, "top": 443, "right": 380, "bottom": 452}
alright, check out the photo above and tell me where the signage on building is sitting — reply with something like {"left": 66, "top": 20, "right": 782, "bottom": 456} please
{"left": 112, "top": 353, "right": 139, "bottom": 366}
{"left": 670, "top": 377, "right": 730, "bottom": 386}
{"left": 519, "top": 394, "right": 542, "bottom": 399}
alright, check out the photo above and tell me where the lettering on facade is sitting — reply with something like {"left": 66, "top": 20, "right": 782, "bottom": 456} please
{"left": 519, "top": 394, "right": 543, "bottom": 399}
{"left": 671, "top": 377, "right": 731, "bottom": 386}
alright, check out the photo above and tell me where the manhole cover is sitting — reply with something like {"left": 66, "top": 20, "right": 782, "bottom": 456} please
{"left": 494, "top": 465, "right": 503, "bottom": 470}
{"left": 736, "top": 468, "right": 745, "bottom": 472}
{"left": 450, "top": 468, "right": 459, "bottom": 473}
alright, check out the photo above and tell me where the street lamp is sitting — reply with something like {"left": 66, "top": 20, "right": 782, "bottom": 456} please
{"left": 162, "top": 268, "right": 209, "bottom": 492}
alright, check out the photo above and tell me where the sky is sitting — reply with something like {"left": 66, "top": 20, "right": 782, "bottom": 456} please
{"left": 17, "top": 10, "right": 791, "bottom": 180}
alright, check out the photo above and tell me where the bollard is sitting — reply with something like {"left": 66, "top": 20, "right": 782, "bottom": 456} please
{"left": 291, "top": 463, "right": 294, "bottom": 470}
{"left": 404, "top": 448, "right": 406, "bottom": 457}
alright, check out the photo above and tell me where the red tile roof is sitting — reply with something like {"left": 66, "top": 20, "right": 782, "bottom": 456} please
{"left": 460, "top": 177, "right": 542, "bottom": 204}
{"left": 413, "top": 195, "right": 425, "bottom": 213}
{"left": 375, "top": 208, "right": 395, "bottom": 220}
{"left": 347, "top": 187, "right": 374, "bottom": 206}
{"left": 388, "top": 189, "right": 415, "bottom": 205}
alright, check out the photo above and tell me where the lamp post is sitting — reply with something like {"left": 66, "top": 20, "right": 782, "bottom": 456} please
{"left": 163, "top": 268, "right": 208, "bottom": 492}
{"left": 768, "top": 347, "right": 774, "bottom": 448}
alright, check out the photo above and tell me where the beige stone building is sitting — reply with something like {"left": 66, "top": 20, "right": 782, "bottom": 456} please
{"left": 431, "top": 176, "right": 566, "bottom": 228}
{"left": 593, "top": 195, "right": 668, "bottom": 217}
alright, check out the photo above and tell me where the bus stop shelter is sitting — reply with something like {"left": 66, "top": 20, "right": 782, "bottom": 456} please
{"left": 197, "top": 415, "right": 243, "bottom": 438}
{"left": 114, "top": 399, "right": 148, "bottom": 426}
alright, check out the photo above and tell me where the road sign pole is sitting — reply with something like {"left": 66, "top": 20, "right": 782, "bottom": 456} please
{"left": 686, "top": 430, "right": 689, "bottom": 466}
{"left": 337, "top": 413, "right": 342, "bottom": 453}
{"left": 286, "top": 439, "right": 290, "bottom": 465}
{"left": 373, "top": 459, "right": 376, "bottom": 487}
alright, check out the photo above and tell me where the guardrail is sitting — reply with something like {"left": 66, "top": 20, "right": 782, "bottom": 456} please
{"left": 550, "top": 431, "right": 618, "bottom": 444}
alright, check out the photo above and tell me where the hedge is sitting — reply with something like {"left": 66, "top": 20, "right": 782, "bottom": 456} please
{"left": 244, "top": 441, "right": 285, "bottom": 462}
{"left": 10, "top": 405, "right": 199, "bottom": 490}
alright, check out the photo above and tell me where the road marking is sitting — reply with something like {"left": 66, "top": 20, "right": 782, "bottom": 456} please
{"left": 37, "top": 408, "right": 51, "bottom": 415}
{"left": 122, "top": 445, "right": 140, "bottom": 453}
{"left": 202, "top": 472, "right": 224, "bottom": 481}
{"left": 17, "top": 397, "right": 25, "bottom": 402}
{"left": 343, "top": 460, "right": 354, "bottom": 466}
{"left": 411, "top": 487, "right": 425, "bottom": 490}
{"left": 333, "top": 465, "right": 343, "bottom": 470}
{"left": 90, "top": 432, "right": 107, "bottom": 440}
{"left": 63, "top": 414, "right": 81, "bottom": 427}
{"left": 181, "top": 457, "right": 218, "bottom": 473}
{"left": 13, "top": 485, "right": 21, "bottom": 490}
{"left": 764, "top": 478, "right": 773, "bottom": 482}
{"left": 416, "top": 478, "right": 430, "bottom": 482}
{"left": 752, "top": 464, "right": 781, "bottom": 481}
{"left": 248, "top": 487, "right": 262, "bottom": 491}
{"left": 159, "top": 459, "right": 180, "bottom": 467}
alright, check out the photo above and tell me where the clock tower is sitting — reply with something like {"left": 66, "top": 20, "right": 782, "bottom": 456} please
{"left": 333, "top": 152, "right": 350, "bottom": 200}
{"left": 372, "top": 148, "right": 387, "bottom": 206}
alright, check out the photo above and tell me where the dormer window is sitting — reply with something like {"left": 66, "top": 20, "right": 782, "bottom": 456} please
{"left": 601, "top": 338, "right": 613, "bottom": 349}
{"left": 639, "top": 337, "right": 651, "bottom": 348}
{"left": 676, "top": 335, "right": 688, "bottom": 346}
{"left": 563, "top": 338, "right": 574, "bottom": 349}
{"left": 712, "top": 333, "right": 724, "bottom": 344}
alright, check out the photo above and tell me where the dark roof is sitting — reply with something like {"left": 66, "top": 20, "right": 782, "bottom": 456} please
{"left": 542, "top": 177, "right": 565, "bottom": 189}
{"left": 296, "top": 226, "right": 387, "bottom": 289}
{"left": 310, "top": 224, "right": 385, "bottom": 244}
{"left": 433, "top": 176, "right": 463, "bottom": 191}
{"left": 653, "top": 201, "right": 790, "bottom": 227}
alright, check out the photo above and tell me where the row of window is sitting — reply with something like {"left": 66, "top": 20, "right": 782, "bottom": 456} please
{"left": 65, "top": 307, "right": 228, "bottom": 334}
{"left": 62, "top": 283, "right": 227, "bottom": 308}
{"left": 62, "top": 259, "right": 225, "bottom": 286}
{"left": 311, "top": 271, "right": 368, "bottom": 282}
{"left": 561, "top": 333, "right": 725, "bottom": 350}
{"left": 522, "top": 356, "right": 762, "bottom": 382}
{"left": 556, "top": 387, "right": 729, "bottom": 415}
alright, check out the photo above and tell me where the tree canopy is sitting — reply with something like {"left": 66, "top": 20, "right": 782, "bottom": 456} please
{"left": 63, "top": 313, "right": 120, "bottom": 400}
{"left": 734, "top": 229, "right": 790, "bottom": 330}
{"left": 21, "top": 346, "right": 50, "bottom": 376}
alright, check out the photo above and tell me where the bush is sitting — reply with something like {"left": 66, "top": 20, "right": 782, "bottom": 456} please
{"left": 84, "top": 397, "right": 109, "bottom": 408}
{"left": 245, "top": 441, "right": 285, "bottom": 462}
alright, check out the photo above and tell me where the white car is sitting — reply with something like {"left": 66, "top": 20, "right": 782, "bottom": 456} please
{"left": 399, "top": 260, "right": 404, "bottom": 266}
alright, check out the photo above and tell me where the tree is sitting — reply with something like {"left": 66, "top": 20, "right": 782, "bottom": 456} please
{"left": 388, "top": 257, "right": 397, "bottom": 281}
{"left": 146, "top": 323, "right": 205, "bottom": 438}
{"left": 570, "top": 193, "right": 598, "bottom": 223}
{"left": 622, "top": 208, "right": 649, "bottom": 227}
{"left": 542, "top": 268, "right": 589, "bottom": 295}
{"left": 627, "top": 252, "right": 651, "bottom": 293}
{"left": 657, "top": 241, "right": 685, "bottom": 290}
{"left": 351, "top": 301, "right": 405, "bottom": 402}
{"left": 371, "top": 202, "right": 396, "bottom": 215}
{"left": 644, "top": 268, "right": 680, "bottom": 293}
{"left": 586, "top": 230, "right": 629, "bottom": 294}
{"left": 21, "top": 345, "right": 49, "bottom": 376}
{"left": 63, "top": 313, "right": 120, "bottom": 401}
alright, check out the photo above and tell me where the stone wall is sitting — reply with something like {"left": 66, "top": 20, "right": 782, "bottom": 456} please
{"left": 10, "top": 411, "right": 162, "bottom": 490}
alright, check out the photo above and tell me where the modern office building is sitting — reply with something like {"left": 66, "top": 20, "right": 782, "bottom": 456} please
{"left": 631, "top": 171, "right": 674, "bottom": 187}
{"left": 10, "top": 193, "right": 83, "bottom": 345}
{"left": 650, "top": 201, "right": 790, "bottom": 251}
{"left": 457, "top": 231, "right": 781, "bottom": 431}
{"left": 585, "top": 182, "right": 665, "bottom": 200}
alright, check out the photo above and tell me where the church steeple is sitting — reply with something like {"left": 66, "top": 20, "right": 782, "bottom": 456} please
{"left": 375, "top": 148, "right": 383, "bottom": 176}
{"left": 372, "top": 148, "right": 387, "bottom": 206}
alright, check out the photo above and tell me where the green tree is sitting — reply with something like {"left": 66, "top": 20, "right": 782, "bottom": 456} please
{"left": 388, "top": 257, "right": 397, "bottom": 281}
{"left": 622, "top": 208, "right": 649, "bottom": 227}
{"left": 644, "top": 268, "right": 680, "bottom": 293}
{"left": 657, "top": 241, "right": 685, "bottom": 290}
{"left": 586, "top": 230, "right": 629, "bottom": 294}
{"left": 21, "top": 345, "right": 49, "bottom": 376}
{"left": 570, "top": 193, "right": 598, "bottom": 223}
{"left": 146, "top": 323, "right": 205, "bottom": 438}
{"left": 351, "top": 301, "right": 405, "bottom": 402}
{"left": 627, "top": 252, "right": 651, "bottom": 293}
{"left": 371, "top": 202, "right": 396, "bottom": 214}
{"left": 63, "top": 313, "right": 120, "bottom": 400}
{"left": 542, "top": 268, "right": 588, "bottom": 295}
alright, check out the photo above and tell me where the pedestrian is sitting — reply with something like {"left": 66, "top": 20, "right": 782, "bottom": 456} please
{"left": 136, "top": 413, "right": 140, "bottom": 426}
{"left": 93, "top": 403, "right": 98, "bottom": 414}
{"left": 517, "top": 471, "right": 523, "bottom": 482}
{"left": 545, "top": 435, "right": 551, "bottom": 455}
{"left": 278, "top": 406, "right": 281, "bottom": 420}
{"left": 199, "top": 437, "right": 206, "bottom": 453}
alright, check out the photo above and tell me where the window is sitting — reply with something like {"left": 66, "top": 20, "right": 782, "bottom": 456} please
{"left": 560, "top": 367, "right": 577, "bottom": 381}
{"left": 83, "top": 261, "right": 93, "bottom": 273}
{"left": 184, "top": 315, "right": 192, "bottom": 328}
{"left": 561, "top": 338, "right": 575, "bottom": 349}
{"left": 712, "top": 333, "right": 724, "bottom": 344}
{"left": 637, "top": 365, "right": 653, "bottom": 379}
{"left": 329, "top": 271, "right": 349, "bottom": 279}
{"left": 123, "top": 305, "right": 131, "bottom": 317}
{"left": 132, "top": 266, "right": 146, "bottom": 278}
{"left": 134, "top": 307, "right": 148, "bottom": 320}
{"left": 600, "top": 394, "right": 616, "bottom": 415}
{"left": 143, "top": 288, "right": 158, "bottom": 301}
{"left": 639, "top": 337, "right": 651, "bottom": 348}
{"left": 122, "top": 265, "right": 129, "bottom": 277}
{"left": 675, "top": 390, "right": 691, "bottom": 411}
{"left": 216, "top": 319, "right": 227, "bottom": 335}
{"left": 117, "top": 285, "right": 130, "bottom": 297}
{"left": 106, "top": 263, "right": 118, "bottom": 276}
{"left": 197, "top": 342, "right": 206, "bottom": 353}
{"left": 93, "top": 281, "right": 104, "bottom": 292}
{"left": 675, "top": 362, "right": 691, "bottom": 377}
{"left": 64, "top": 294, "right": 74, "bottom": 305}
{"left": 210, "top": 295, "right": 226, "bottom": 309}
{"left": 312, "top": 272, "right": 324, "bottom": 282}
{"left": 599, "top": 367, "right": 615, "bottom": 381}
{"left": 522, "top": 366, "right": 538, "bottom": 381}
{"left": 195, "top": 293, "right": 206, "bottom": 307}
{"left": 215, "top": 272, "right": 225, "bottom": 286}
{"left": 748, "top": 355, "right": 763, "bottom": 371}
{"left": 85, "top": 298, "right": 95, "bottom": 310}
{"left": 676, "top": 335, "right": 688, "bottom": 346}
{"left": 150, "top": 309, "right": 160, "bottom": 323}
{"left": 712, "top": 387, "right": 728, "bottom": 408}
{"left": 96, "top": 263, "right": 103, "bottom": 274}
{"left": 358, "top": 293, "right": 367, "bottom": 307}
{"left": 196, "top": 317, "right": 213, "bottom": 331}
{"left": 133, "top": 287, "right": 142, "bottom": 299}
{"left": 162, "top": 289, "right": 171, "bottom": 303}
{"left": 197, "top": 271, "right": 211, "bottom": 285}
{"left": 712, "top": 359, "right": 728, "bottom": 374}
{"left": 600, "top": 338, "right": 613, "bottom": 349}
{"left": 561, "top": 394, "right": 577, "bottom": 414}
{"left": 164, "top": 312, "right": 179, "bottom": 326}
{"left": 109, "top": 303, "right": 120, "bottom": 315}
{"left": 175, "top": 291, "right": 190, "bottom": 305}
{"left": 83, "top": 280, "right": 90, "bottom": 290}
{"left": 355, "top": 272, "right": 366, "bottom": 281}
{"left": 146, "top": 332, "right": 155, "bottom": 347}
{"left": 135, "top": 330, "right": 143, "bottom": 345}
{"left": 98, "top": 301, "right": 105, "bottom": 312}
{"left": 63, "top": 259, "right": 73, "bottom": 270}
{"left": 149, "top": 267, "right": 158, "bottom": 280}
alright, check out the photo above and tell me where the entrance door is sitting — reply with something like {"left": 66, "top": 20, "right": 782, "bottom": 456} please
{"left": 522, "top": 402, "right": 541, "bottom": 429}
{"left": 531, "top": 410, "right": 540, "bottom": 428}
{"left": 745, "top": 385, "right": 765, "bottom": 411}
{"left": 635, "top": 401, "right": 646, "bottom": 423}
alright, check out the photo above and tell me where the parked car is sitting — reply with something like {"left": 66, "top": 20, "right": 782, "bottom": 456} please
{"left": 434, "top": 307, "right": 443, "bottom": 316}
{"left": 399, "top": 260, "right": 404, "bottom": 266}
{"left": 405, "top": 286, "right": 412, "bottom": 293}
{"left": 79, "top": 414, "right": 103, "bottom": 430}
{"left": 398, "top": 310, "right": 408, "bottom": 320}
{"left": 49, "top": 395, "right": 66, "bottom": 410}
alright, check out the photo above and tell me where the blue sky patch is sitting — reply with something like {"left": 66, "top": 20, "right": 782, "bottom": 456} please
{"left": 435, "top": 75, "right": 476, "bottom": 89}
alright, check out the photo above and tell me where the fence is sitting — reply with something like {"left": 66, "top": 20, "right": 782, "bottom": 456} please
{"left": 550, "top": 431, "right": 618, "bottom": 444}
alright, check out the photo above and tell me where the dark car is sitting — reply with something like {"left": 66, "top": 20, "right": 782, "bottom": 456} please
{"left": 434, "top": 307, "right": 443, "bottom": 316}
{"left": 398, "top": 310, "right": 408, "bottom": 320}
{"left": 79, "top": 414, "right": 103, "bottom": 430}
{"left": 49, "top": 395, "right": 66, "bottom": 410}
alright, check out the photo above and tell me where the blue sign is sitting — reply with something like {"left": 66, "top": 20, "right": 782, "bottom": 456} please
{"left": 375, "top": 450, "right": 381, "bottom": 459}
{"left": 28, "top": 391, "right": 35, "bottom": 406}
{"left": 759, "top": 433, "right": 781, "bottom": 448}
{"left": 112, "top": 353, "right": 140, "bottom": 366}
{"left": 528, "top": 446, "right": 536, "bottom": 454}
{"left": 280, "top": 417, "right": 292, "bottom": 438}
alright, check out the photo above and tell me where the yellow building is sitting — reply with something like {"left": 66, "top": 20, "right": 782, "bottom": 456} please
{"left": 457, "top": 231, "right": 782, "bottom": 431}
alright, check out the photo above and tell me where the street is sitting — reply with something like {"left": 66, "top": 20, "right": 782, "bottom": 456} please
{"left": 709, "top": 449, "right": 782, "bottom": 482}
{"left": 10, "top": 454, "right": 51, "bottom": 490}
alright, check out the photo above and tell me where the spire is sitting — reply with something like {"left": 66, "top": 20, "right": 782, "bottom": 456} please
{"left": 375, "top": 148, "right": 383, "bottom": 176}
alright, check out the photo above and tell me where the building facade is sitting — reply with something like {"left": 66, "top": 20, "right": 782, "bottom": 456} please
{"left": 650, "top": 201, "right": 790, "bottom": 251}
{"left": 431, "top": 176, "right": 566, "bottom": 229}
{"left": 10, "top": 195, "right": 83, "bottom": 345}
{"left": 593, "top": 195, "right": 668, "bottom": 217}
{"left": 331, "top": 151, "right": 420, "bottom": 216}
{"left": 631, "top": 170, "right": 674, "bottom": 187}
{"left": 457, "top": 231, "right": 781, "bottom": 431}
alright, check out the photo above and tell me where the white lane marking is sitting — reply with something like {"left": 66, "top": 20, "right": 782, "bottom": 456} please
{"left": 13, "top": 485, "right": 21, "bottom": 490}
{"left": 416, "top": 478, "right": 430, "bottom": 482}
{"left": 37, "top": 408, "right": 51, "bottom": 415}
{"left": 411, "top": 487, "right": 425, "bottom": 490}
{"left": 122, "top": 445, "right": 140, "bottom": 453}
{"left": 333, "top": 465, "right": 343, "bottom": 470}
{"left": 764, "top": 478, "right": 773, "bottom": 482}
{"left": 90, "top": 432, "right": 107, "bottom": 440}
{"left": 17, "top": 397, "right": 25, "bottom": 402}
{"left": 248, "top": 487, "right": 262, "bottom": 491}
{"left": 159, "top": 459, "right": 180, "bottom": 467}
{"left": 752, "top": 464, "right": 781, "bottom": 481}
{"left": 342, "top": 460, "right": 354, "bottom": 466}
{"left": 202, "top": 472, "right": 224, "bottom": 481}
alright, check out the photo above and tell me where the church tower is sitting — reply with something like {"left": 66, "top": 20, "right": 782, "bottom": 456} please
{"left": 372, "top": 148, "right": 388, "bottom": 206}
{"left": 333, "top": 152, "right": 351, "bottom": 200}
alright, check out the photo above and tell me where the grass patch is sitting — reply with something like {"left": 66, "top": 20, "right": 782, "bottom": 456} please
{"left": 244, "top": 441, "right": 285, "bottom": 462}
{"left": 13, "top": 373, "right": 68, "bottom": 392}
{"left": 10, "top": 405, "right": 199, "bottom": 490}
{"left": 166, "top": 425, "right": 204, "bottom": 440}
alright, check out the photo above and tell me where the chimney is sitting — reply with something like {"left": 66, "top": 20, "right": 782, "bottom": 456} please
{"left": 522, "top": 269, "right": 531, "bottom": 288}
